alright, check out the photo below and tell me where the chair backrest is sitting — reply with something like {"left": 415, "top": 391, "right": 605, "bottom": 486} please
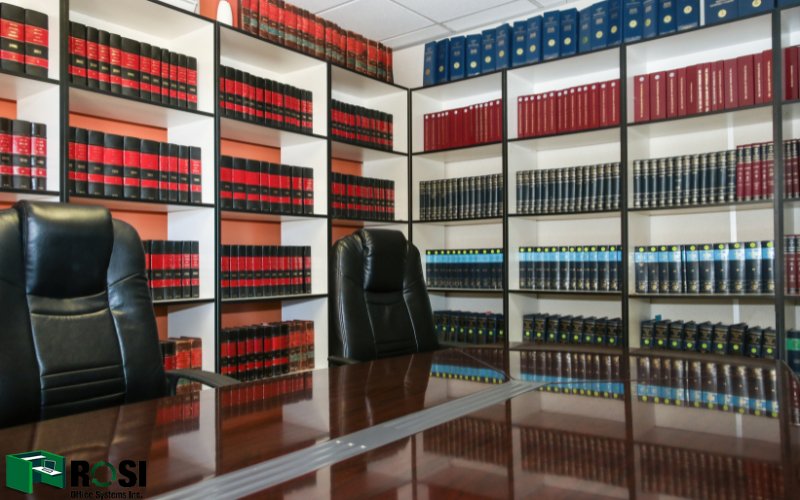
{"left": 330, "top": 229, "right": 437, "bottom": 361}
{"left": 0, "top": 201, "right": 166, "bottom": 428}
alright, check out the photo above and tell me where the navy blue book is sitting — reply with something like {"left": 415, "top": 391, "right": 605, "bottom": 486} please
{"left": 481, "top": 29, "right": 496, "bottom": 73}
{"left": 705, "top": 0, "right": 737, "bottom": 25}
{"left": 579, "top": 7, "right": 593, "bottom": 52}
{"left": 512, "top": 20, "right": 527, "bottom": 67}
{"left": 624, "top": 0, "right": 643, "bottom": 42}
{"left": 449, "top": 36, "right": 466, "bottom": 81}
{"left": 560, "top": 8, "right": 578, "bottom": 57}
{"left": 608, "top": 0, "right": 622, "bottom": 46}
{"left": 643, "top": 0, "right": 658, "bottom": 38}
{"left": 542, "top": 11, "right": 561, "bottom": 60}
{"left": 658, "top": 0, "right": 677, "bottom": 34}
{"left": 423, "top": 41, "right": 436, "bottom": 86}
{"left": 779, "top": 0, "right": 800, "bottom": 6}
{"left": 526, "top": 16, "right": 543, "bottom": 64}
{"left": 676, "top": 0, "right": 699, "bottom": 31}
{"left": 591, "top": 1, "right": 609, "bottom": 51}
{"left": 495, "top": 23, "right": 512, "bottom": 70}
{"left": 435, "top": 39, "right": 450, "bottom": 84}
{"left": 739, "top": 0, "right": 773, "bottom": 16}
{"left": 465, "top": 34, "right": 482, "bottom": 77}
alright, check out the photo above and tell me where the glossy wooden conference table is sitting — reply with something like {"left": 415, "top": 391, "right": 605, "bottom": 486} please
{"left": 0, "top": 348, "right": 798, "bottom": 499}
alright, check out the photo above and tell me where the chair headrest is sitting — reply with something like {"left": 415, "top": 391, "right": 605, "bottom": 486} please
{"left": 358, "top": 229, "right": 407, "bottom": 293}
{"left": 16, "top": 201, "right": 114, "bottom": 298}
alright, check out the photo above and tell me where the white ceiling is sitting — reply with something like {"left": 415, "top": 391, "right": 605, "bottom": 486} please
{"left": 289, "top": 0, "right": 570, "bottom": 49}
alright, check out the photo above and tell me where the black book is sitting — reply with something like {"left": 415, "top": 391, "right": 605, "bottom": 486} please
{"left": 647, "top": 246, "right": 659, "bottom": 293}
{"left": 191, "top": 240, "right": 199, "bottom": 298}
{"left": 291, "top": 165, "right": 303, "bottom": 215}
{"left": 657, "top": 245, "right": 669, "bottom": 294}
{"left": 139, "top": 42, "right": 152, "bottom": 102}
{"left": 150, "top": 45, "right": 161, "bottom": 103}
{"left": 729, "top": 242, "right": 745, "bottom": 294}
{"left": 699, "top": 243, "right": 715, "bottom": 294}
{"left": 0, "top": 3, "right": 25, "bottom": 74}
{"left": 220, "top": 155, "right": 233, "bottom": 209}
{"left": 109, "top": 34, "right": 122, "bottom": 94}
{"left": 178, "top": 146, "right": 190, "bottom": 204}
{"left": 87, "top": 130, "right": 105, "bottom": 196}
{"left": 10, "top": 119, "right": 31, "bottom": 191}
{"left": 177, "top": 54, "right": 188, "bottom": 108}
{"left": 303, "top": 246, "right": 311, "bottom": 294}
{"left": 654, "top": 320, "right": 670, "bottom": 349}
{"left": 187, "top": 56, "right": 198, "bottom": 110}
{"left": 763, "top": 328, "right": 777, "bottom": 359}
{"left": 170, "top": 52, "right": 180, "bottom": 107}
{"left": 103, "top": 133, "right": 124, "bottom": 198}
{"left": 683, "top": 321, "right": 698, "bottom": 351}
{"left": 97, "top": 30, "right": 110, "bottom": 92}
{"left": 122, "top": 136, "right": 141, "bottom": 200}
{"left": 641, "top": 320, "right": 655, "bottom": 348}
{"left": 86, "top": 27, "right": 99, "bottom": 89}
{"left": 258, "top": 162, "right": 270, "bottom": 213}
{"left": 189, "top": 146, "right": 202, "bottom": 204}
{"left": 66, "top": 126, "right": 76, "bottom": 193}
{"left": 668, "top": 321, "right": 685, "bottom": 351}
{"left": 712, "top": 323, "right": 730, "bottom": 355}
{"left": 150, "top": 240, "right": 165, "bottom": 301}
{"left": 761, "top": 240, "right": 775, "bottom": 294}
{"left": 246, "top": 159, "right": 260, "bottom": 212}
{"left": 745, "top": 241, "right": 762, "bottom": 294}
{"left": 697, "top": 321, "right": 715, "bottom": 354}
{"left": 158, "top": 142, "right": 170, "bottom": 202}
{"left": 635, "top": 246, "right": 648, "bottom": 293}
{"left": 729, "top": 323, "right": 747, "bottom": 356}
{"left": 120, "top": 37, "right": 140, "bottom": 99}
{"left": 667, "top": 245, "right": 683, "bottom": 294}
{"left": 746, "top": 326, "right": 764, "bottom": 357}
{"left": 280, "top": 164, "right": 292, "bottom": 214}
{"left": 1, "top": 119, "right": 13, "bottom": 188}
{"left": 221, "top": 245, "right": 231, "bottom": 299}
{"left": 303, "top": 167, "right": 314, "bottom": 215}
{"left": 713, "top": 243, "right": 730, "bottom": 294}
{"left": 180, "top": 240, "right": 192, "bottom": 298}
{"left": 253, "top": 245, "right": 264, "bottom": 297}
{"left": 73, "top": 127, "right": 88, "bottom": 195}
{"left": 160, "top": 48, "right": 171, "bottom": 104}
{"left": 168, "top": 144, "right": 179, "bottom": 203}
{"left": 24, "top": 9, "right": 48, "bottom": 78}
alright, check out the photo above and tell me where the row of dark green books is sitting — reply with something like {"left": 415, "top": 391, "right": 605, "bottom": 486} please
{"left": 423, "top": 417, "right": 508, "bottom": 466}
{"left": 425, "top": 249, "right": 503, "bottom": 290}
{"left": 634, "top": 354, "right": 778, "bottom": 418}
{"left": 419, "top": 174, "right": 502, "bottom": 221}
{"left": 522, "top": 314, "right": 623, "bottom": 347}
{"left": 433, "top": 311, "right": 505, "bottom": 345}
{"left": 518, "top": 349, "right": 624, "bottom": 399}
{"left": 429, "top": 349, "right": 505, "bottom": 384}
{"left": 518, "top": 246, "right": 621, "bottom": 292}
{"left": 640, "top": 318, "right": 776, "bottom": 358}
{"left": 521, "top": 427, "right": 626, "bottom": 488}
{"left": 634, "top": 241, "right": 775, "bottom": 295}
{"left": 515, "top": 163, "right": 620, "bottom": 215}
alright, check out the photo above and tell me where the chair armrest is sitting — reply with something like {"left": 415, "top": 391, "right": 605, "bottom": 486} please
{"left": 165, "top": 369, "right": 239, "bottom": 395}
{"left": 328, "top": 355, "right": 360, "bottom": 366}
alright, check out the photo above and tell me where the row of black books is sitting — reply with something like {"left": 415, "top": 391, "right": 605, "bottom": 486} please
{"left": 516, "top": 163, "right": 620, "bottom": 215}
{"left": 522, "top": 314, "right": 623, "bottom": 347}
{"left": 69, "top": 22, "right": 197, "bottom": 109}
{"left": 518, "top": 245, "right": 622, "bottom": 292}
{"left": 634, "top": 355, "right": 778, "bottom": 418}
{"left": 143, "top": 240, "right": 199, "bottom": 302}
{"left": 0, "top": 4, "right": 47, "bottom": 77}
{"left": 330, "top": 172, "right": 395, "bottom": 221}
{"left": 633, "top": 241, "right": 775, "bottom": 295}
{"left": 419, "top": 174, "right": 503, "bottom": 221}
{"left": 784, "top": 234, "right": 800, "bottom": 295}
{"left": 219, "top": 155, "right": 313, "bottom": 214}
{"left": 218, "top": 372, "right": 313, "bottom": 418}
{"left": 518, "top": 350, "right": 624, "bottom": 399}
{"left": 429, "top": 348, "right": 505, "bottom": 384}
{"left": 238, "top": 0, "right": 393, "bottom": 82}
{"left": 219, "top": 320, "right": 314, "bottom": 382}
{"left": 67, "top": 127, "right": 202, "bottom": 204}
{"left": 641, "top": 319, "right": 776, "bottom": 358}
{"left": 330, "top": 100, "right": 393, "bottom": 151}
{"left": 639, "top": 442, "right": 782, "bottom": 500}
{"left": 521, "top": 427, "right": 626, "bottom": 488}
{"left": 220, "top": 245, "right": 311, "bottom": 299}
{"left": 425, "top": 249, "right": 504, "bottom": 290}
{"left": 423, "top": 417, "right": 508, "bottom": 467}
{"left": 0, "top": 118, "right": 46, "bottom": 191}
{"left": 433, "top": 311, "right": 505, "bottom": 345}
{"left": 632, "top": 144, "right": 774, "bottom": 210}
{"left": 219, "top": 65, "right": 312, "bottom": 133}
{"left": 159, "top": 337, "right": 202, "bottom": 394}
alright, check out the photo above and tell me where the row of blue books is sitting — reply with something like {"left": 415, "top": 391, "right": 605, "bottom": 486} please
{"left": 422, "top": 0, "right": 788, "bottom": 87}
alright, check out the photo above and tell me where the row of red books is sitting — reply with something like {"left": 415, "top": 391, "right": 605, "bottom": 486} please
{"left": 143, "top": 240, "right": 199, "bottom": 302}
{"left": 155, "top": 392, "right": 199, "bottom": 433}
{"left": 330, "top": 100, "right": 393, "bottom": 151}
{"left": 218, "top": 371, "right": 312, "bottom": 415}
{"left": 159, "top": 337, "right": 202, "bottom": 394}
{"left": 238, "top": 0, "right": 393, "bottom": 82}
{"left": 423, "top": 99, "right": 503, "bottom": 151}
{"left": 220, "top": 65, "right": 312, "bottom": 133}
{"left": 517, "top": 80, "right": 620, "bottom": 139}
{"left": 220, "top": 320, "right": 314, "bottom": 382}
{"left": 633, "top": 49, "right": 773, "bottom": 123}
{"left": 219, "top": 156, "right": 313, "bottom": 215}
{"left": 67, "top": 127, "right": 202, "bottom": 204}
{"left": 220, "top": 245, "right": 311, "bottom": 299}
{"left": 69, "top": 22, "right": 198, "bottom": 109}
{"left": 785, "top": 139, "right": 800, "bottom": 199}
{"left": 0, "top": 118, "right": 46, "bottom": 192}
{"left": 737, "top": 142, "right": 774, "bottom": 202}
{"left": 330, "top": 172, "right": 395, "bottom": 221}
{"left": 0, "top": 4, "right": 47, "bottom": 77}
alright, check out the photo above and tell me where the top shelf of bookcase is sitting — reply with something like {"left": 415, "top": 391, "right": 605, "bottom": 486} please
{"left": 218, "top": 25, "right": 327, "bottom": 75}
{"left": 331, "top": 66, "right": 407, "bottom": 100}
{"left": 412, "top": 73, "right": 502, "bottom": 102}
{"left": 70, "top": 0, "right": 211, "bottom": 40}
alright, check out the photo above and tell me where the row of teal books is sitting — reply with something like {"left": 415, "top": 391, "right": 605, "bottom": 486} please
{"left": 423, "top": 0, "right": 789, "bottom": 86}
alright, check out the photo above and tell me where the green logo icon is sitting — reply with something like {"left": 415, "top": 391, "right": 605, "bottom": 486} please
{"left": 6, "top": 450, "right": 65, "bottom": 493}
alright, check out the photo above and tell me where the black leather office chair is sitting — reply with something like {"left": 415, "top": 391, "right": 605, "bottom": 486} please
{"left": 0, "top": 201, "right": 236, "bottom": 428}
{"left": 330, "top": 229, "right": 438, "bottom": 363}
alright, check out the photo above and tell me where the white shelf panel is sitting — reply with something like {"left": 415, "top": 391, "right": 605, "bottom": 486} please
{"left": 70, "top": 87, "right": 213, "bottom": 128}
{"left": 627, "top": 105, "right": 772, "bottom": 138}
{"left": 413, "top": 72, "right": 502, "bottom": 102}
{"left": 70, "top": 0, "right": 210, "bottom": 41}
{"left": 220, "top": 117, "right": 326, "bottom": 148}
{"left": 415, "top": 142, "right": 502, "bottom": 163}
{"left": 331, "top": 65, "right": 406, "bottom": 100}
{"left": 331, "top": 140, "right": 406, "bottom": 162}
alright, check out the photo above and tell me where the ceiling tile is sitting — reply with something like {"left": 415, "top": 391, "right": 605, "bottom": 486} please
{"left": 393, "top": 0, "right": 512, "bottom": 22}
{"left": 289, "top": 0, "right": 355, "bottom": 13}
{"left": 381, "top": 24, "right": 452, "bottom": 49}
{"left": 534, "top": 0, "right": 568, "bottom": 6}
{"left": 443, "top": 0, "right": 540, "bottom": 32}
{"left": 320, "top": 0, "right": 433, "bottom": 40}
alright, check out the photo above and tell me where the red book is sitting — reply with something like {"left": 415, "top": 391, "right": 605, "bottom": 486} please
{"left": 666, "top": 70, "right": 678, "bottom": 118}
{"left": 10, "top": 120, "right": 31, "bottom": 190}
{"left": 723, "top": 58, "right": 738, "bottom": 109}
{"left": 492, "top": 99, "right": 502, "bottom": 142}
{"left": 675, "top": 68, "right": 687, "bottom": 116}
{"left": 743, "top": 144, "right": 754, "bottom": 201}
{"left": 588, "top": 84, "right": 599, "bottom": 129}
{"left": 686, "top": 64, "right": 698, "bottom": 115}
{"left": 423, "top": 112, "right": 431, "bottom": 151}
{"left": 534, "top": 94, "right": 543, "bottom": 136}
{"left": 712, "top": 61, "right": 724, "bottom": 111}
{"left": 701, "top": 63, "right": 712, "bottom": 113}
{"left": 762, "top": 49, "right": 773, "bottom": 103}
{"left": 634, "top": 74, "right": 650, "bottom": 122}
{"left": 736, "top": 145, "right": 746, "bottom": 201}
{"left": 753, "top": 143, "right": 763, "bottom": 200}
{"left": 24, "top": 9, "right": 48, "bottom": 77}
{"left": 575, "top": 86, "right": 584, "bottom": 130}
{"left": 737, "top": 54, "right": 754, "bottom": 106}
{"left": 599, "top": 81, "right": 610, "bottom": 126}
{"left": 568, "top": 87, "right": 577, "bottom": 132}
{"left": 785, "top": 46, "right": 799, "bottom": 101}
{"left": 546, "top": 92, "right": 556, "bottom": 135}
{"left": 580, "top": 85, "right": 589, "bottom": 129}
{"left": 608, "top": 80, "right": 619, "bottom": 125}
{"left": 517, "top": 96, "right": 526, "bottom": 138}
{"left": 555, "top": 90, "right": 565, "bottom": 133}
{"left": 754, "top": 51, "right": 765, "bottom": 104}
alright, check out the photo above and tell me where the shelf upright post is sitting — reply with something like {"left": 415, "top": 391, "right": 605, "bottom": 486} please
{"left": 502, "top": 70, "right": 510, "bottom": 359}
{"left": 214, "top": 22, "right": 222, "bottom": 373}
{"left": 619, "top": 47, "right": 631, "bottom": 371}
{"left": 407, "top": 88, "right": 413, "bottom": 242}
{"left": 773, "top": 9, "right": 787, "bottom": 361}
{"left": 59, "top": 0, "right": 70, "bottom": 202}
{"left": 326, "top": 62, "right": 333, "bottom": 360}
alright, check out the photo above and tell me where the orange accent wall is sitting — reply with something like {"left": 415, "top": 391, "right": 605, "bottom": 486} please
{"left": 154, "top": 307, "right": 169, "bottom": 341}
{"left": 221, "top": 219, "right": 281, "bottom": 245}
{"left": 331, "top": 158, "right": 362, "bottom": 176}
{"left": 332, "top": 225, "right": 360, "bottom": 243}
{"left": 0, "top": 98, "right": 17, "bottom": 119}
{"left": 221, "top": 302, "right": 282, "bottom": 329}
{"left": 70, "top": 113, "right": 168, "bottom": 142}
{"left": 220, "top": 138, "right": 281, "bottom": 163}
